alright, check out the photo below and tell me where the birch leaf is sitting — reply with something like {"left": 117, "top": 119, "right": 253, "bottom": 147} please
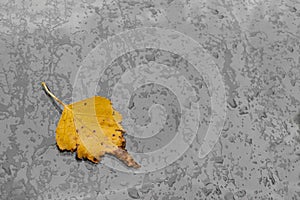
{"left": 41, "top": 82, "right": 140, "bottom": 168}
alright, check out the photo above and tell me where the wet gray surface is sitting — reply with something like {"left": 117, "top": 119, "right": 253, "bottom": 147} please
{"left": 1, "top": 0, "right": 300, "bottom": 199}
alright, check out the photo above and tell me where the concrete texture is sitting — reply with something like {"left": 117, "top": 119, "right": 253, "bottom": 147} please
{"left": 1, "top": 0, "right": 300, "bottom": 199}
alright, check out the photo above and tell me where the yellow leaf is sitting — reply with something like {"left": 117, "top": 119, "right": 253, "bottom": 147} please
{"left": 41, "top": 82, "right": 140, "bottom": 168}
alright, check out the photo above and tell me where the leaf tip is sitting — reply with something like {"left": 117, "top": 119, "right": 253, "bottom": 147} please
{"left": 132, "top": 162, "right": 141, "bottom": 169}
{"left": 111, "top": 148, "right": 141, "bottom": 169}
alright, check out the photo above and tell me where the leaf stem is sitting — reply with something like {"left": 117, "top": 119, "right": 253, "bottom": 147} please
{"left": 41, "top": 82, "right": 66, "bottom": 107}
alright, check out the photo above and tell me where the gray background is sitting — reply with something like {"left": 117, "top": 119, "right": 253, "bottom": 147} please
{"left": 1, "top": 0, "right": 300, "bottom": 199}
